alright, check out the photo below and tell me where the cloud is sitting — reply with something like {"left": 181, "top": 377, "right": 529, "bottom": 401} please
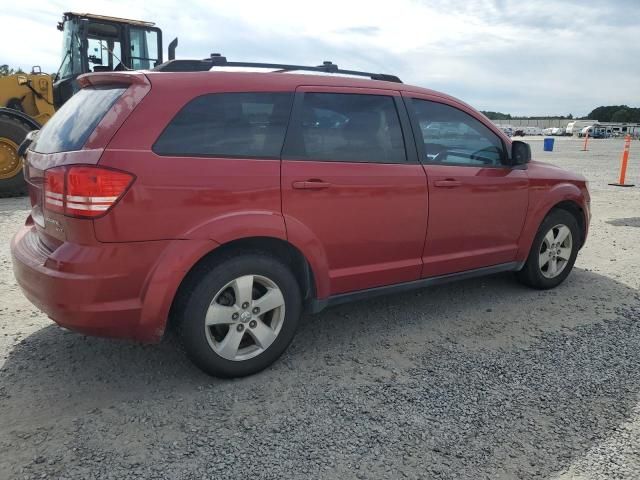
{"left": 337, "top": 26, "right": 381, "bottom": 36}
{"left": 2, "top": 0, "right": 638, "bottom": 116}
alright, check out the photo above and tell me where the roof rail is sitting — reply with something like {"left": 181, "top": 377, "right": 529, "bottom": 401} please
{"left": 153, "top": 54, "right": 402, "bottom": 83}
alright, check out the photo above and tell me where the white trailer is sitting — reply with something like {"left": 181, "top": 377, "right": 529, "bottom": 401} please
{"left": 566, "top": 120, "right": 597, "bottom": 136}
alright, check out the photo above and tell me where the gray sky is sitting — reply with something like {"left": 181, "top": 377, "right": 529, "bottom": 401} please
{"left": 3, "top": 0, "right": 639, "bottom": 116}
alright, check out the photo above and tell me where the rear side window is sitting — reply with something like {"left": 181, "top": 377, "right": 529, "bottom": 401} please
{"left": 33, "top": 86, "right": 126, "bottom": 154}
{"left": 283, "top": 93, "right": 406, "bottom": 164}
{"left": 153, "top": 93, "right": 294, "bottom": 158}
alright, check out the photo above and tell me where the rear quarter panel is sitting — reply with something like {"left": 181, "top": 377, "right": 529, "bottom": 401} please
{"left": 93, "top": 74, "right": 290, "bottom": 244}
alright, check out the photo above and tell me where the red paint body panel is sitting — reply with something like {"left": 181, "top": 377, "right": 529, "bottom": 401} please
{"left": 93, "top": 152, "right": 284, "bottom": 243}
{"left": 421, "top": 164, "right": 529, "bottom": 276}
{"left": 11, "top": 219, "right": 175, "bottom": 341}
{"left": 515, "top": 161, "right": 590, "bottom": 260}
{"left": 10, "top": 70, "right": 591, "bottom": 343}
{"left": 282, "top": 160, "right": 428, "bottom": 294}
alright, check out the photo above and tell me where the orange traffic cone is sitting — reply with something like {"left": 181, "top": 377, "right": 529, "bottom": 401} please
{"left": 609, "top": 135, "right": 634, "bottom": 187}
{"left": 581, "top": 130, "right": 589, "bottom": 151}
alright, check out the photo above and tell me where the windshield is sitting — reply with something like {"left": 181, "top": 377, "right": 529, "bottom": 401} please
{"left": 57, "top": 19, "right": 82, "bottom": 80}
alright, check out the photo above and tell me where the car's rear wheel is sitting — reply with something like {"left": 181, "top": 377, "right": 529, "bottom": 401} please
{"left": 517, "top": 209, "right": 580, "bottom": 289}
{"left": 175, "top": 253, "right": 302, "bottom": 378}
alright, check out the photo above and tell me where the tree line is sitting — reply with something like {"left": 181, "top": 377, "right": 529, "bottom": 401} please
{"left": 0, "top": 65, "right": 25, "bottom": 76}
{"left": 482, "top": 106, "right": 639, "bottom": 123}
{"left": 585, "top": 106, "right": 640, "bottom": 123}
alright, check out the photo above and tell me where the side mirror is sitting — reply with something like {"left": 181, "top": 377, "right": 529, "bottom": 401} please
{"left": 17, "top": 75, "right": 28, "bottom": 86}
{"left": 511, "top": 140, "right": 531, "bottom": 166}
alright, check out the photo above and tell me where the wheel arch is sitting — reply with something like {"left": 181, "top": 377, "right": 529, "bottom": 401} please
{"left": 549, "top": 200, "right": 587, "bottom": 248}
{"left": 517, "top": 184, "right": 588, "bottom": 261}
{"left": 163, "top": 236, "right": 318, "bottom": 335}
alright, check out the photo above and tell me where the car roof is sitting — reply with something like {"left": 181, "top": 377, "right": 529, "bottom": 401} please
{"left": 79, "top": 69, "right": 507, "bottom": 142}
{"left": 143, "top": 70, "right": 459, "bottom": 102}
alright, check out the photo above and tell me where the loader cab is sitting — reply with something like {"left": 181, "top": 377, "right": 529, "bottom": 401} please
{"left": 53, "top": 12, "right": 165, "bottom": 108}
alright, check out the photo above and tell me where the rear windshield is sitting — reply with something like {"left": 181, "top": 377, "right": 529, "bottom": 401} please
{"left": 33, "top": 86, "right": 126, "bottom": 154}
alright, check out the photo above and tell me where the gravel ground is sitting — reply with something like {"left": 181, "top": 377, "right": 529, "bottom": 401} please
{"left": 1, "top": 137, "right": 639, "bottom": 479}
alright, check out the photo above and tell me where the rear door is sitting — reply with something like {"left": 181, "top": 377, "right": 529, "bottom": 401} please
{"left": 404, "top": 94, "right": 529, "bottom": 277}
{"left": 281, "top": 86, "right": 428, "bottom": 295}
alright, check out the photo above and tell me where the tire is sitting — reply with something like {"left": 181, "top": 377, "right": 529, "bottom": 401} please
{"left": 517, "top": 209, "right": 580, "bottom": 289}
{"left": 0, "top": 113, "right": 31, "bottom": 198}
{"left": 174, "top": 253, "right": 302, "bottom": 378}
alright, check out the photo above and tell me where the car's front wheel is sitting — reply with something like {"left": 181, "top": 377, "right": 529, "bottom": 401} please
{"left": 175, "top": 253, "right": 302, "bottom": 378}
{"left": 517, "top": 209, "right": 580, "bottom": 289}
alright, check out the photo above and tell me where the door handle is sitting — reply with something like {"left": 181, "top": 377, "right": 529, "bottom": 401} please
{"left": 434, "top": 179, "right": 462, "bottom": 188}
{"left": 292, "top": 180, "right": 331, "bottom": 190}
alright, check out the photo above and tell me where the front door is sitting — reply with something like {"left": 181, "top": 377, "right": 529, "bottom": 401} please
{"left": 281, "top": 87, "right": 429, "bottom": 295}
{"left": 404, "top": 94, "right": 529, "bottom": 277}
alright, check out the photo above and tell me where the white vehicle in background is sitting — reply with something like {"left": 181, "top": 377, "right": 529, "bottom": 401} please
{"left": 543, "top": 127, "right": 554, "bottom": 135}
{"left": 525, "top": 126, "right": 543, "bottom": 135}
{"left": 566, "top": 120, "right": 597, "bottom": 136}
{"left": 551, "top": 127, "right": 565, "bottom": 136}
{"left": 579, "top": 126, "right": 592, "bottom": 138}
{"left": 579, "top": 125, "right": 611, "bottom": 138}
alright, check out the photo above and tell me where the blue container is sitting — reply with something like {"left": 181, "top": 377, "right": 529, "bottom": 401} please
{"left": 543, "top": 137, "right": 555, "bottom": 152}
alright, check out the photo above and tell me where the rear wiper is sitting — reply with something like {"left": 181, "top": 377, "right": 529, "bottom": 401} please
{"left": 17, "top": 130, "right": 39, "bottom": 157}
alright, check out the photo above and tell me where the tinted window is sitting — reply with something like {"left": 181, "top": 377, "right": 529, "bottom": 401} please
{"left": 284, "top": 93, "right": 406, "bottom": 163}
{"left": 153, "top": 93, "right": 294, "bottom": 158}
{"left": 33, "top": 86, "right": 125, "bottom": 154}
{"left": 409, "top": 99, "right": 506, "bottom": 166}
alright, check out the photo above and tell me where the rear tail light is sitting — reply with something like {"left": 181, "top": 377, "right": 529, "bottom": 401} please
{"left": 44, "top": 167, "right": 65, "bottom": 214}
{"left": 43, "top": 166, "right": 134, "bottom": 218}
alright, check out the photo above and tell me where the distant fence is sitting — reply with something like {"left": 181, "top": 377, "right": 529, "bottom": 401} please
{"left": 492, "top": 118, "right": 571, "bottom": 129}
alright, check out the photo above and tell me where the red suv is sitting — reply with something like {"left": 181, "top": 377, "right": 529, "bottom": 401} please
{"left": 11, "top": 57, "right": 590, "bottom": 377}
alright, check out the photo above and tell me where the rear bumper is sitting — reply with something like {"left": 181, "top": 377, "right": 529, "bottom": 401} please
{"left": 11, "top": 223, "right": 186, "bottom": 342}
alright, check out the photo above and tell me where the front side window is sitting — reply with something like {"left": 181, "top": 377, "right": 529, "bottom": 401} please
{"left": 284, "top": 93, "right": 406, "bottom": 164}
{"left": 153, "top": 93, "right": 294, "bottom": 158}
{"left": 409, "top": 99, "right": 506, "bottom": 166}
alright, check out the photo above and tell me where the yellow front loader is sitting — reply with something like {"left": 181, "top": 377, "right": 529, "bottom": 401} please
{"left": 0, "top": 71, "right": 54, "bottom": 196}
{"left": 0, "top": 12, "right": 177, "bottom": 197}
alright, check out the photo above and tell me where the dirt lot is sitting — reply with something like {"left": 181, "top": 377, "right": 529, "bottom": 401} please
{"left": 1, "top": 137, "right": 639, "bottom": 479}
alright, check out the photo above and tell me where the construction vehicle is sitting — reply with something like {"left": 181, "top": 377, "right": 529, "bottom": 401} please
{"left": 0, "top": 12, "right": 177, "bottom": 196}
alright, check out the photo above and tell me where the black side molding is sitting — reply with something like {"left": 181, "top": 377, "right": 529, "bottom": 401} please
{"left": 306, "top": 262, "right": 523, "bottom": 314}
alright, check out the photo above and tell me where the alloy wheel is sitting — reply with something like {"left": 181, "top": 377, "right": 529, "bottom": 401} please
{"left": 204, "top": 275, "right": 285, "bottom": 361}
{"left": 539, "top": 224, "right": 573, "bottom": 279}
